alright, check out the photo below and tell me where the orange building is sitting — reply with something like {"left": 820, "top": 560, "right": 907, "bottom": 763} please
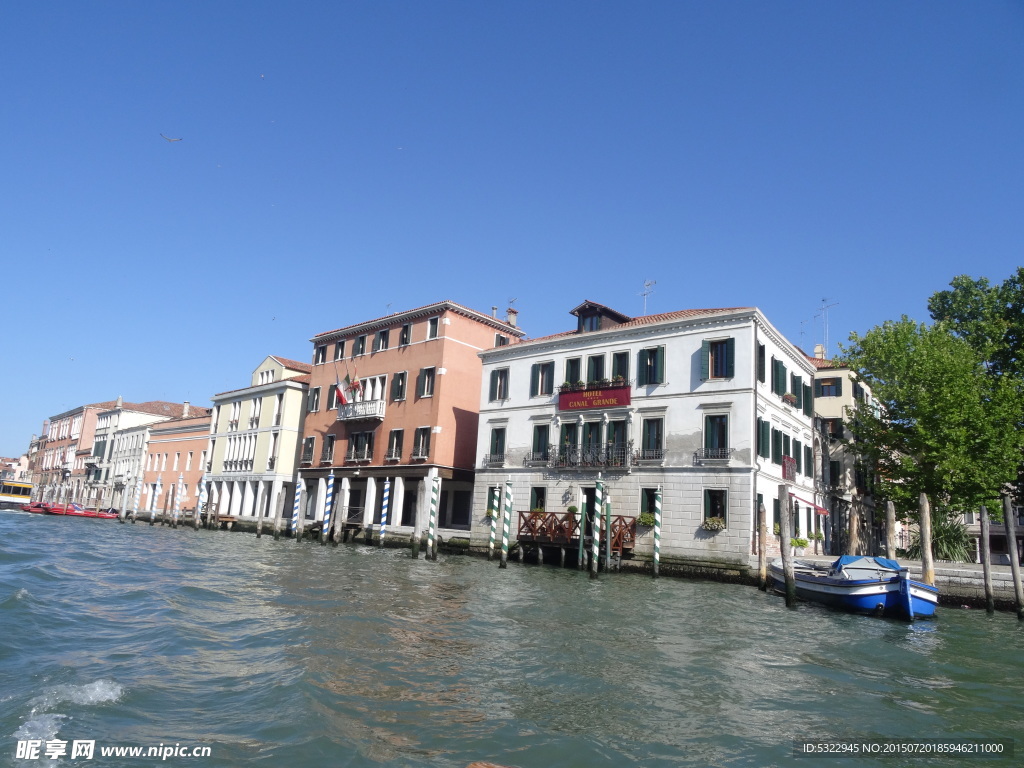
{"left": 298, "top": 301, "right": 524, "bottom": 537}
{"left": 138, "top": 413, "right": 214, "bottom": 518}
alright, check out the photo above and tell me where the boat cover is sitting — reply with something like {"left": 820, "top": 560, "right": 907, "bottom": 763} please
{"left": 835, "top": 557, "right": 901, "bottom": 573}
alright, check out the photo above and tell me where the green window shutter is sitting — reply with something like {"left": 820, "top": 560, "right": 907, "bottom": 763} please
{"left": 793, "top": 375, "right": 803, "bottom": 409}
{"left": 725, "top": 338, "right": 735, "bottom": 378}
{"left": 760, "top": 419, "right": 771, "bottom": 458}
{"left": 488, "top": 371, "right": 498, "bottom": 401}
{"left": 530, "top": 364, "right": 540, "bottom": 397}
{"left": 391, "top": 375, "right": 401, "bottom": 400}
{"left": 637, "top": 350, "right": 649, "bottom": 386}
{"left": 794, "top": 439, "right": 802, "bottom": 473}
{"left": 783, "top": 434, "right": 791, "bottom": 457}
{"left": 803, "top": 383, "right": 813, "bottom": 416}
{"left": 835, "top": 377, "right": 843, "bottom": 397}
{"left": 814, "top": 379, "right": 822, "bottom": 397}
{"left": 700, "top": 340, "right": 710, "bottom": 381}
{"left": 773, "top": 498, "right": 780, "bottom": 528}
{"left": 703, "top": 489, "right": 710, "bottom": 518}
{"left": 771, "top": 429, "right": 781, "bottom": 464}
{"left": 654, "top": 347, "right": 665, "bottom": 384}
{"left": 758, "top": 344, "right": 766, "bottom": 383}
{"left": 779, "top": 361, "right": 788, "bottom": 395}
{"left": 804, "top": 445, "right": 813, "bottom": 476}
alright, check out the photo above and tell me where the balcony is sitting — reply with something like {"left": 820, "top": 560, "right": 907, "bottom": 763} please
{"left": 345, "top": 447, "right": 373, "bottom": 463}
{"left": 548, "top": 442, "right": 633, "bottom": 470}
{"left": 319, "top": 447, "right": 335, "bottom": 465}
{"left": 83, "top": 456, "right": 100, "bottom": 467}
{"left": 694, "top": 447, "right": 733, "bottom": 462}
{"left": 557, "top": 378, "right": 632, "bottom": 394}
{"left": 483, "top": 453, "right": 505, "bottom": 467}
{"left": 337, "top": 399, "right": 386, "bottom": 422}
{"left": 384, "top": 450, "right": 402, "bottom": 462}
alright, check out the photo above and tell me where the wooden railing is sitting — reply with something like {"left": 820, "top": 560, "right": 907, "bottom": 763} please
{"left": 517, "top": 510, "right": 637, "bottom": 554}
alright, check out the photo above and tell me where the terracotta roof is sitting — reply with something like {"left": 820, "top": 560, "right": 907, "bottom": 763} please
{"left": 311, "top": 299, "right": 524, "bottom": 341}
{"left": 212, "top": 374, "right": 310, "bottom": 398}
{"left": 806, "top": 355, "right": 842, "bottom": 370}
{"left": 523, "top": 307, "right": 753, "bottom": 344}
{"left": 268, "top": 356, "right": 313, "bottom": 373}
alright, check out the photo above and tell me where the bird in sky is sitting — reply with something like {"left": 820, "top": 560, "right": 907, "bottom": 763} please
{"left": 160, "top": 134, "right": 182, "bottom": 142}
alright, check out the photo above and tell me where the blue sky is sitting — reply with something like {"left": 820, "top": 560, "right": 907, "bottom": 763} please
{"left": 2, "top": 1, "right": 1023, "bottom": 457}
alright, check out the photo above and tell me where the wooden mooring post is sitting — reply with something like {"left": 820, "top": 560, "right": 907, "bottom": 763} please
{"left": 979, "top": 505, "right": 994, "bottom": 614}
{"left": 885, "top": 500, "right": 897, "bottom": 560}
{"left": 779, "top": 484, "right": 796, "bottom": 607}
{"left": 1003, "top": 494, "right": 1024, "bottom": 620}
{"left": 757, "top": 501, "right": 767, "bottom": 591}
{"left": 919, "top": 493, "right": 935, "bottom": 587}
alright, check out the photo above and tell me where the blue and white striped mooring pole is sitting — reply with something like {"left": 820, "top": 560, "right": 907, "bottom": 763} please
{"left": 172, "top": 473, "right": 184, "bottom": 527}
{"left": 653, "top": 485, "right": 662, "bottom": 578}
{"left": 591, "top": 479, "right": 603, "bottom": 579}
{"left": 379, "top": 479, "right": 390, "bottom": 548}
{"left": 321, "top": 470, "right": 334, "bottom": 544}
{"left": 499, "top": 480, "right": 513, "bottom": 569}
{"left": 291, "top": 479, "right": 302, "bottom": 542}
{"left": 197, "top": 474, "right": 208, "bottom": 529}
{"left": 131, "top": 477, "right": 142, "bottom": 524}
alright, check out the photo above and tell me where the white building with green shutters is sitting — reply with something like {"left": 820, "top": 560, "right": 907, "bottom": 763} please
{"left": 470, "top": 300, "right": 820, "bottom": 573}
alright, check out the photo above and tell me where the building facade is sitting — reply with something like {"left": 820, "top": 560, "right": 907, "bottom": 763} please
{"left": 139, "top": 413, "right": 214, "bottom": 517}
{"left": 206, "top": 356, "right": 311, "bottom": 521}
{"left": 298, "top": 301, "right": 524, "bottom": 537}
{"left": 470, "top": 301, "right": 819, "bottom": 568}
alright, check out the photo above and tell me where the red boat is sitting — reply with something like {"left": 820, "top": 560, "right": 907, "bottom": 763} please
{"left": 40, "top": 503, "right": 118, "bottom": 519}
{"left": 20, "top": 502, "right": 51, "bottom": 514}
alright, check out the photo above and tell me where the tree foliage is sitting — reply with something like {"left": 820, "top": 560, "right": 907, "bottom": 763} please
{"left": 838, "top": 316, "right": 1024, "bottom": 517}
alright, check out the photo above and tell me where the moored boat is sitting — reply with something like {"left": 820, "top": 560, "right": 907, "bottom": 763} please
{"left": 768, "top": 555, "right": 938, "bottom": 620}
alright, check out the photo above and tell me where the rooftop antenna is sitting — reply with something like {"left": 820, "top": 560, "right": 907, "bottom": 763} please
{"left": 640, "top": 279, "right": 656, "bottom": 315}
{"left": 815, "top": 298, "right": 839, "bottom": 355}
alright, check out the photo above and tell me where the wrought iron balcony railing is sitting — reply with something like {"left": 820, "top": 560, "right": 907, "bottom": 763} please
{"left": 337, "top": 400, "right": 386, "bottom": 422}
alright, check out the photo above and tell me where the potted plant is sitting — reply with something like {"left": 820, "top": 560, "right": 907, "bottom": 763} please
{"left": 637, "top": 510, "right": 656, "bottom": 527}
{"left": 701, "top": 516, "right": 727, "bottom": 532}
{"left": 611, "top": 374, "right": 626, "bottom": 387}
{"left": 790, "top": 537, "right": 809, "bottom": 555}
{"left": 782, "top": 392, "right": 798, "bottom": 406}
{"left": 810, "top": 530, "right": 824, "bottom": 554}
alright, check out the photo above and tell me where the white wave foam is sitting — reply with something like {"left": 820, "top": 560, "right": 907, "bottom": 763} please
{"left": 30, "top": 679, "right": 125, "bottom": 713}
{"left": 14, "top": 713, "right": 66, "bottom": 742}
{"left": 14, "top": 588, "right": 30, "bottom": 600}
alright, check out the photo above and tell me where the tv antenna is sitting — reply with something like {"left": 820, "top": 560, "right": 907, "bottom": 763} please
{"left": 640, "top": 279, "right": 656, "bottom": 314}
{"left": 815, "top": 298, "right": 839, "bottom": 355}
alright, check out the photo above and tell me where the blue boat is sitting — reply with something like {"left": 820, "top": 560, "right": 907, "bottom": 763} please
{"left": 768, "top": 555, "right": 939, "bottom": 620}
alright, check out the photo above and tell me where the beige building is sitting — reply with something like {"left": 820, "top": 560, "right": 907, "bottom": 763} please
{"left": 206, "top": 356, "right": 311, "bottom": 521}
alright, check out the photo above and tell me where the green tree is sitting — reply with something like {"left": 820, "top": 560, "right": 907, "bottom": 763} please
{"left": 838, "top": 317, "right": 1024, "bottom": 518}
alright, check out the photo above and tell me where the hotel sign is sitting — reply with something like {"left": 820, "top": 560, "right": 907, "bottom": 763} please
{"left": 558, "top": 385, "right": 631, "bottom": 412}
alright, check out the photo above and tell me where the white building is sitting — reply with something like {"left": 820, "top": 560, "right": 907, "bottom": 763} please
{"left": 471, "top": 301, "right": 819, "bottom": 571}
{"left": 207, "top": 356, "right": 311, "bottom": 522}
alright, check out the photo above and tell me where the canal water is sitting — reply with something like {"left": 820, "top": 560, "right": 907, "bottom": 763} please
{"left": 2, "top": 512, "right": 1022, "bottom": 768}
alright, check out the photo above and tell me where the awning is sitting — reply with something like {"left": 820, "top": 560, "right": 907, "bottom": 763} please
{"left": 789, "top": 492, "right": 829, "bottom": 514}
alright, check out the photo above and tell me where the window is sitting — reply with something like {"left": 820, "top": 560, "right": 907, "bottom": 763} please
{"left": 418, "top": 367, "right": 435, "bottom": 397}
{"left": 307, "top": 387, "right": 321, "bottom": 412}
{"left": 772, "top": 358, "right": 788, "bottom": 396}
{"left": 173, "top": 452, "right": 180, "bottom": 471}
{"left": 704, "top": 489, "right": 727, "bottom": 523}
{"left": 790, "top": 374, "right": 804, "bottom": 408}
{"left": 489, "top": 428, "right": 506, "bottom": 459}
{"left": 580, "top": 314, "right": 600, "bottom": 332}
{"left": 702, "top": 338, "right": 735, "bottom": 380}
{"left": 328, "top": 385, "right": 339, "bottom": 410}
{"left": 186, "top": 451, "right": 193, "bottom": 471}
{"left": 387, "top": 429, "right": 403, "bottom": 460}
{"left": 399, "top": 324, "right": 411, "bottom": 346}
{"left": 704, "top": 414, "right": 729, "bottom": 457}
{"left": 794, "top": 439, "right": 802, "bottom": 473}
{"left": 565, "top": 357, "right": 581, "bottom": 385}
{"left": 642, "top": 488, "right": 658, "bottom": 519}
{"left": 586, "top": 355, "right": 605, "bottom": 383}
{"left": 804, "top": 445, "right": 813, "bottom": 477}
{"left": 822, "top": 418, "right": 843, "bottom": 440}
{"left": 771, "top": 428, "right": 782, "bottom": 465}
{"left": 413, "top": 427, "right": 431, "bottom": 458}
{"left": 427, "top": 317, "right": 439, "bottom": 339}
{"left": 349, "top": 432, "right": 373, "bottom": 461}
{"left": 489, "top": 368, "right": 509, "bottom": 401}
{"left": 640, "top": 418, "right": 664, "bottom": 459}
{"left": 829, "top": 460, "right": 842, "bottom": 487}
{"left": 530, "top": 487, "right": 546, "bottom": 512}
{"left": 758, "top": 343, "right": 766, "bottom": 383}
{"left": 532, "top": 424, "right": 549, "bottom": 460}
{"left": 392, "top": 371, "right": 407, "bottom": 401}
{"left": 757, "top": 418, "right": 771, "bottom": 459}
{"left": 638, "top": 347, "right": 665, "bottom": 386}
{"left": 314, "top": 345, "right": 326, "bottom": 365}
{"left": 301, "top": 436, "right": 315, "bottom": 463}
{"left": 495, "top": 334, "right": 509, "bottom": 347}
{"left": 353, "top": 335, "right": 366, "bottom": 357}
{"left": 322, "top": 434, "right": 335, "bottom": 462}
{"left": 374, "top": 329, "right": 390, "bottom": 352}
{"left": 530, "top": 362, "right": 554, "bottom": 397}
{"left": 334, "top": 340, "right": 346, "bottom": 360}
{"left": 612, "top": 351, "right": 629, "bottom": 381}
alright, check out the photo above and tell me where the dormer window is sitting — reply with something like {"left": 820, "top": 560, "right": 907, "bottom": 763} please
{"left": 580, "top": 314, "right": 601, "bottom": 332}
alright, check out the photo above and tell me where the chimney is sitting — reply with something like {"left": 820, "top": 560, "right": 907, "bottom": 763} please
{"left": 115, "top": 395, "right": 123, "bottom": 408}
{"left": 814, "top": 344, "right": 826, "bottom": 360}
{"left": 492, "top": 306, "right": 498, "bottom": 318}
{"left": 506, "top": 308, "right": 518, "bottom": 327}
{"left": 182, "top": 401, "right": 190, "bottom": 418}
